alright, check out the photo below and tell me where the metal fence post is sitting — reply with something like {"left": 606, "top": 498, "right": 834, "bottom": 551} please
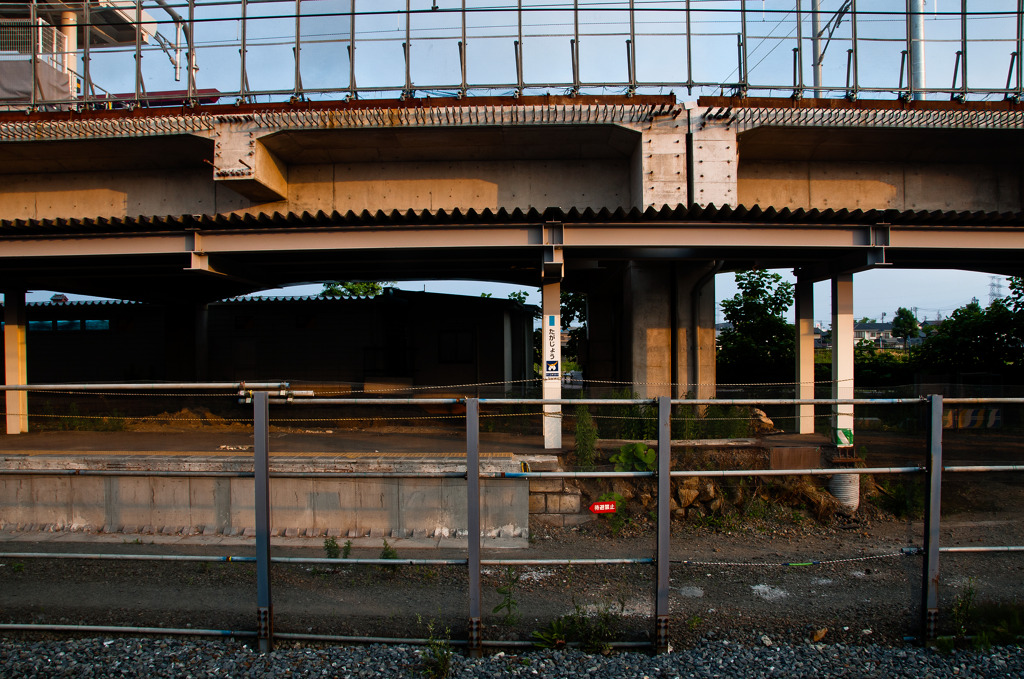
{"left": 254, "top": 390, "right": 274, "bottom": 652}
{"left": 655, "top": 396, "right": 671, "bottom": 653}
{"left": 922, "top": 393, "right": 943, "bottom": 640}
{"left": 466, "top": 397, "right": 482, "bottom": 656}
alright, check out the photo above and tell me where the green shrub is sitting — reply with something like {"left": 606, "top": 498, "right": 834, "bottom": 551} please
{"left": 610, "top": 443, "right": 656, "bottom": 472}
{"left": 573, "top": 404, "right": 598, "bottom": 471}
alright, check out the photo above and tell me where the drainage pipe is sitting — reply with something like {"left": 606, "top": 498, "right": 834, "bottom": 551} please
{"left": 0, "top": 623, "right": 255, "bottom": 637}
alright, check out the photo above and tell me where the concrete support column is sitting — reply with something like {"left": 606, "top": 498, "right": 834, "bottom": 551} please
{"left": 831, "top": 274, "right": 854, "bottom": 447}
{"left": 677, "top": 264, "right": 718, "bottom": 400}
{"left": 60, "top": 11, "right": 78, "bottom": 79}
{"left": 541, "top": 282, "right": 562, "bottom": 449}
{"left": 795, "top": 277, "right": 816, "bottom": 434}
{"left": 627, "top": 263, "right": 671, "bottom": 398}
{"left": 4, "top": 290, "right": 28, "bottom": 434}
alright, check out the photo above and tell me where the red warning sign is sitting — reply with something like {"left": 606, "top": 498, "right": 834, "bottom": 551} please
{"left": 589, "top": 501, "right": 618, "bottom": 514}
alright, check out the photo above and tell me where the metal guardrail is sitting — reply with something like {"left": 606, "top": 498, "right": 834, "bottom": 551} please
{"left": 2, "top": 386, "right": 1024, "bottom": 650}
{"left": 2, "top": 1, "right": 1022, "bottom": 109}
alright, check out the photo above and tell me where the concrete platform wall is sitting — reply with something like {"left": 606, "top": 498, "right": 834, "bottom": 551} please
{"left": 0, "top": 474, "right": 528, "bottom": 539}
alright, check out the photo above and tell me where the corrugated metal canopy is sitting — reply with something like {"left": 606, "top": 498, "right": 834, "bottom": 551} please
{"left": 1, "top": 204, "right": 1022, "bottom": 235}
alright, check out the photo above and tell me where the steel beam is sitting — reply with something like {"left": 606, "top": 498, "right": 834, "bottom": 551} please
{"left": 254, "top": 390, "right": 273, "bottom": 652}
{"left": 466, "top": 397, "right": 482, "bottom": 656}
{"left": 655, "top": 395, "right": 671, "bottom": 653}
{"left": 922, "top": 393, "right": 943, "bottom": 640}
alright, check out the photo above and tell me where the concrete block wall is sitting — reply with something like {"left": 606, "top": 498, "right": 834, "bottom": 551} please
{"left": 0, "top": 474, "right": 529, "bottom": 540}
{"left": 528, "top": 477, "right": 592, "bottom": 528}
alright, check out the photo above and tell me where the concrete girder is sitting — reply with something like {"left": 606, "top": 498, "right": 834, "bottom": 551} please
{"left": 209, "top": 122, "right": 288, "bottom": 203}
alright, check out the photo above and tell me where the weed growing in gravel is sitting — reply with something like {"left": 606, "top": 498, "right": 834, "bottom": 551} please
{"left": 343, "top": 539, "right": 352, "bottom": 559}
{"left": 417, "top": 616, "right": 452, "bottom": 679}
{"left": 11, "top": 562, "right": 25, "bottom": 573}
{"left": 951, "top": 578, "right": 977, "bottom": 638}
{"left": 531, "top": 617, "right": 568, "bottom": 649}
{"left": 492, "top": 567, "right": 522, "bottom": 626}
{"left": 597, "top": 492, "right": 629, "bottom": 536}
{"left": 323, "top": 537, "right": 340, "bottom": 559}
{"left": 874, "top": 477, "right": 926, "bottom": 518}
{"left": 686, "top": 614, "right": 703, "bottom": 631}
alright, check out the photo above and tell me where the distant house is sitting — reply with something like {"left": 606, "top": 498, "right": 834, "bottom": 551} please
{"left": 854, "top": 321, "right": 901, "bottom": 347}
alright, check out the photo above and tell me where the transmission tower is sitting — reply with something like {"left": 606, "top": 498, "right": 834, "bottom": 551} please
{"left": 989, "top": 276, "right": 1005, "bottom": 305}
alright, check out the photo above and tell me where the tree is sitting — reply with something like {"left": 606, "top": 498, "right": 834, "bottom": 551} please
{"left": 913, "top": 298, "right": 1022, "bottom": 375}
{"left": 320, "top": 281, "right": 394, "bottom": 298}
{"left": 891, "top": 307, "right": 920, "bottom": 347}
{"left": 717, "top": 270, "right": 795, "bottom": 383}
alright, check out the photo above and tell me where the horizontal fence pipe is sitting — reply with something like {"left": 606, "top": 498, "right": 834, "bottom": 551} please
{"left": 940, "top": 546, "right": 1024, "bottom": 553}
{"left": 0, "top": 383, "right": 287, "bottom": 391}
{"left": 0, "top": 470, "right": 469, "bottom": 480}
{"left": 669, "top": 467, "right": 923, "bottom": 477}
{"left": 904, "top": 546, "right": 1024, "bottom": 555}
{"left": 271, "top": 557, "right": 467, "bottom": 566}
{"left": 598, "top": 438, "right": 758, "bottom": 448}
{"left": 942, "top": 398, "right": 1024, "bottom": 404}
{"left": 488, "top": 472, "right": 655, "bottom": 479}
{"left": 0, "top": 553, "right": 468, "bottom": 566}
{"left": 0, "top": 470, "right": 255, "bottom": 478}
{"left": 480, "top": 558, "right": 653, "bottom": 566}
{"left": 476, "top": 398, "right": 926, "bottom": 406}
{"left": 273, "top": 398, "right": 464, "bottom": 405}
{"left": 272, "top": 472, "right": 468, "bottom": 479}
{"left": 944, "top": 465, "right": 1024, "bottom": 473}
{"left": 0, "top": 623, "right": 256, "bottom": 637}
{"left": 0, "top": 552, "right": 258, "bottom": 562}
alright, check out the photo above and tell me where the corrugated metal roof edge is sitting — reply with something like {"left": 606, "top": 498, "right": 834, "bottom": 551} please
{"left": 2, "top": 204, "right": 1022, "bottom": 235}
{"left": 2, "top": 289, "right": 535, "bottom": 309}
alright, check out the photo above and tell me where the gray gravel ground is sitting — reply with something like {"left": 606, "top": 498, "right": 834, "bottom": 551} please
{"left": 1, "top": 637, "right": 1021, "bottom": 678}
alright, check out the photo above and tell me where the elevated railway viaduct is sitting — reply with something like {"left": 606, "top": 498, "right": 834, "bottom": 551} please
{"left": 1, "top": 94, "right": 1023, "bottom": 447}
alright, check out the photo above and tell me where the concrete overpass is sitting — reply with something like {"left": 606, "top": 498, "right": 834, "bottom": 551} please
{"left": 1, "top": 94, "right": 1023, "bottom": 447}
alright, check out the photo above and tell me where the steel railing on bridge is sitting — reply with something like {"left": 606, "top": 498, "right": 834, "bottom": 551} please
{"left": 2, "top": 1, "right": 1022, "bottom": 110}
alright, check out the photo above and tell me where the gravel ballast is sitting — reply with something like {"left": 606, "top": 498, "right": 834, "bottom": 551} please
{"left": 1, "top": 637, "right": 1021, "bottom": 678}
